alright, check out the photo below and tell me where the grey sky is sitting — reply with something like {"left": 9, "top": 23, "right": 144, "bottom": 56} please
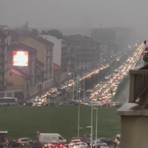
{"left": 0, "top": 0, "right": 147, "bottom": 38}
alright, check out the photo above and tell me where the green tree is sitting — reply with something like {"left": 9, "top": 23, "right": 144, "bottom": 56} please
{"left": 40, "top": 30, "right": 47, "bottom": 35}
{"left": 46, "top": 29, "right": 63, "bottom": 39}
{"left": 30, "top": 28, "right": 39, "bottom": 37}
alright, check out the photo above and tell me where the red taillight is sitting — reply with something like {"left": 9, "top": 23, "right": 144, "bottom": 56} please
{"left": 17, "top": 139, "right": 20, "bottom": 142}
{"left": 59, "top": 144, "right": 63, "bottom": 147}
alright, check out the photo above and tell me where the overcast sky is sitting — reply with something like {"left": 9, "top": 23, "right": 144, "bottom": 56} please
{"left": 0, "top": 0, "right": 147, "bottom": 38}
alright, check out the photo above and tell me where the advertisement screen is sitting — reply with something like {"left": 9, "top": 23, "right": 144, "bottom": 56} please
{"left": 13, "top": 51, "right": 28, "bottom": 66}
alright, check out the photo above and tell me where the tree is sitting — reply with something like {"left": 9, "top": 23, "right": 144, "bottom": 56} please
{"left": 30, "top": 28, "right": 39, "bottom": 37}
{"left": 40, "top": 30, "right": 47, "bottom": 35}
{"left": 46, "top": 29, "right": 63, "bottom": 39}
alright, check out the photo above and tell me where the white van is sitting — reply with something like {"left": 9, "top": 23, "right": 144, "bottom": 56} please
{"left": 38, "top": 133, "right": 66, "bottom": 144}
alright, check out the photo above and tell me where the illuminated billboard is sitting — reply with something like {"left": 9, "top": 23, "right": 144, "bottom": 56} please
{"left": 13, "top": 51, "right": 28, "bottom": 66}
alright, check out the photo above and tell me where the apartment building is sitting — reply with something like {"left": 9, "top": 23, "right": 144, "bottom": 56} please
{"left": 20, "top": 37, "right": 54, "bottom": 91}
{"left": 5, "top": 43, "right": 37, "bottom": 99}
{"left": 39, "top": 35, "right": 70, "bottom": 83}
{"left": 0, "top": 31, "right": 7, "bottom": 93}
{"left": 65, "top": 34, "right": 99, "bottom": 74}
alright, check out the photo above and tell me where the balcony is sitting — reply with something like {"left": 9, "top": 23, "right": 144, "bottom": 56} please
{"left": 128, "top": 63, "right": 148, "bottom": 103}
{"left": 117, "top": 63, "right": 148, "bottom": 148}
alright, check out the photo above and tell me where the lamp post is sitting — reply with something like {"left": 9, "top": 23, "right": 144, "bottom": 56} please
{"left": 88, "top": 106, "right": 98, "bottom": 148}
{"left": 93, "top": 108, "right": 98, "bottom": 148}
{"left": 77, "top": 90, "right": 81, "bottom": 137}
{"left": 83, "top": 77, "right": 86, "bottom": 101}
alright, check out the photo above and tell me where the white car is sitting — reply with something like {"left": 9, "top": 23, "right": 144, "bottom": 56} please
{"left": 17, "top": 137, "right": 32, "bottom": 145}
{"left": 92, "top": 140, "right": 107, "bottom": 147}
{"left": 73, "top": 142, "right": 88, "bottom": 148}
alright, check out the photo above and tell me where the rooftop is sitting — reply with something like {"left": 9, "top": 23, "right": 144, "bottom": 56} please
{"left": 10, "top": 67, "right": 32, "bottom": 79}
{"left": 34, "top": 37, "right": 54, "bottom": 46}
{"left": 0, "top": 25, "right": 9, "bottom": 30}
{"left": 53, "top": 63, "right": 61, "bottom": 70}
{"left": 65, "top": 34, "right": 94, "bottom": 42}
{"left": 8, "top": 43, "right": 37, "bottom": 53}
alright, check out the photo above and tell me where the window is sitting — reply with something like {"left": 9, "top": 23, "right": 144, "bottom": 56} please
{"left": 0, "top": 93, "right": 4, "bottom": 97}
{"left": 7, "top": 93, "right": 12, "bottom": 97}
{"left": 59, "top": 137, "right": 63, "bottom": 140}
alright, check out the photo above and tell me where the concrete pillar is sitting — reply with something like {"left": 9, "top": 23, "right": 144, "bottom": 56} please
{"left": 117, "top": 102, "right": 148, "bottom": 148}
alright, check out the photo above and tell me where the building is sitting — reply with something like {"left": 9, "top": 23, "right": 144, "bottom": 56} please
{"left": 20, "top": 37, "right": 54, "bottom": 91}
{"left": 0, "top": 31, "right": 8, "bottom": 93}
{"left": 39, "top": 35, "right": 61, "bottom": 66}
{"left": 53, "top": 63, "right": 62, "bottom": 85}
{"left": 65, "top": 34, "right": 100, "bottom": 74}
{"left": 117, "top": 64, "right": 148, "bottom": 148}
{"left": 91, "top": 28, "right": 119, "bottom": 59}
{"left": 39, "top": 35, "right": 70, "bottom": 83}
{"left": 0, "top": 43, "right": 37, "bottom": 98}
{"left": 91, "top": 27, "right": 136, "bottom": 58}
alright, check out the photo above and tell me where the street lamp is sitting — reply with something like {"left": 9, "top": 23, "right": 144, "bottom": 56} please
{"left": 77, "top": 89, "right": 81, "bottom": 137}
{"left": 88, "top": 106, "right": 98, "bottom": 148}
{"left": 92, "top": 107, "right": 98, "bottom": 148}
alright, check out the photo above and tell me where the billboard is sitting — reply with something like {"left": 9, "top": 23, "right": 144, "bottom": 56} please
{"left": 13, "top": 51, "right": 28, "bottom": 66}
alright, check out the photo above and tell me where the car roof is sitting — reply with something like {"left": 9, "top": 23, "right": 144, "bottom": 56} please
{"left": 19, "top": 137, "right": 30, "bottom": 139}
{"left": 0, "top": 131, "right": 8, "bottom": 133}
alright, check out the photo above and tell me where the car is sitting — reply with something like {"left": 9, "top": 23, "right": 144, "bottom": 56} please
{"left": 73, "top": 142, "right": 87, "bottom": 148}
{"left": 0, "top": 131, "right": 9, "bottom": 148}
{"left": 99, "top": 138, "right": 115, "bottom": 146}
{"left": 92, "top": 140, "right": 107, "bottom": 148}
{"left": 9, "top": 140, "right": 20, "bottom": 147}
{"left": 17, "top": 137, "right": 32, "bottom": 145}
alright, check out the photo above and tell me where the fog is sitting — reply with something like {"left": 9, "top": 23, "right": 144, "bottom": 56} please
{"left": 0, "top": 0, "right": 148, "bottom": 39}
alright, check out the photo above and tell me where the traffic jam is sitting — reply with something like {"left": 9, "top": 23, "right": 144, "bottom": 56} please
{"left": 87, "top": 44, "right": 143, "bottom": 106}
{"left": 0, "top": 131, "right": 117, "bottom": 148}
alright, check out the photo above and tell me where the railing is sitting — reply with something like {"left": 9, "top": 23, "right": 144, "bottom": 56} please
{"left": 129, "top": 63, "right": 148, "bottom": 103}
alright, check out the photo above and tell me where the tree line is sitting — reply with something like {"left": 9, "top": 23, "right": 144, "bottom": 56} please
{"left": 29, "top": 28, "right": 63, "bottom": 39}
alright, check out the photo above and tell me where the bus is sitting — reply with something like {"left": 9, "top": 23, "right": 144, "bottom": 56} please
{"left": 0, "top": 97, "right": 18, "bottom": 106}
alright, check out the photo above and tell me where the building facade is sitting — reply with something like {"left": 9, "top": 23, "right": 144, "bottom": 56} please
{"left": 0, "top": 43, "right": 37, "bottom": 98}
{"left": 65, "top": 34, "right": 99, "bottom": 74}
{"left": 20, "top": 37, "right": 54, "bottom": 91}
{"left": 40, "top": 35, "right": 69, "bottom": 83}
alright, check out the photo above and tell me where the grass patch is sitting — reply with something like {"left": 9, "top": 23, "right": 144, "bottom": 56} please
{"left": 0, "top": 106, "right": 120, "bottom": 141}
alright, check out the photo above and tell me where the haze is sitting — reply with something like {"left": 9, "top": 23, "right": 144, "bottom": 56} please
{"left": 0, "top": 0, "right": 147, "bottom": 39}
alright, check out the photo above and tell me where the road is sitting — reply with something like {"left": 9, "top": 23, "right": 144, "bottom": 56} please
{"left": 117, "top": 83, "right": 129, "bottom": 104}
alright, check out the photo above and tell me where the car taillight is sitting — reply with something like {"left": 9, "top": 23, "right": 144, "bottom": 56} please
{"left": 59, "top": 144, "right": 63, "bottom": 147}
{"left": 51, "top": 144, "right": 55, "bottom": 148}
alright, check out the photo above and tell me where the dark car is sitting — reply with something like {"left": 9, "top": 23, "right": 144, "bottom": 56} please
{"left": 99, "top": 138, "right": 115, "bottom": 146}
{"left": 9, "top": 140, "right": 20, "bottom": 147}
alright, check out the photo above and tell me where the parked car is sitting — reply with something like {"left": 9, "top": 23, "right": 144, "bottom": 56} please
{"left": 9, "top": 140, "right": 20, "bottom": 147}
{"left": 72, "top": 142, "right": 87, "bottom": 148}
{"left": 92, "top": 140, "right": 107, "bottom": 148}
{"left": 99, "top": 138, "right": 115, "bottom": 146}
{"left": 17, "top": 137, "right": 32, "bottom": 145}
